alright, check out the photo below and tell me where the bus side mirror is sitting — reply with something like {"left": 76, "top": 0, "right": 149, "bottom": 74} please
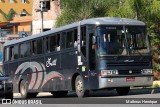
{"left": 92, "top": 36, "right": 96, "bottom": 44}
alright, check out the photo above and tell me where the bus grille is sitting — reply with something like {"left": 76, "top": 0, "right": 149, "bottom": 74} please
{"left": 118, "top": 70, "right": 141, "bottom": 75}
{"left": 107, "top": 62, "right": 150, "bottom": 67}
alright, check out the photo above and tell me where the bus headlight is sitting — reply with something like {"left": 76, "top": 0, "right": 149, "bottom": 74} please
{"left": 141, "top": 69, "right": 153, "bottom": 74}
{"left": 101, "top": 69, "right": 118, "bottom": 76}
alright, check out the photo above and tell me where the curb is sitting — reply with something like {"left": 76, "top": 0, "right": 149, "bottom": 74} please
{"left": 14, "top": 92, "right": 52, "bottom": 97}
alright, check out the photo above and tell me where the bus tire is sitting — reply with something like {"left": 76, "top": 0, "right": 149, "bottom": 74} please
{"left": 51, "top": 91, "right": 68, "bottom": 98}
{"left": 75, "top": 75, "right": 89, "bottom": 98}
{"left": 20, "top": 80, "right": 28, "bottom": 99}
{"left": 116, "top": 87, "right": 130, "bottom": 95}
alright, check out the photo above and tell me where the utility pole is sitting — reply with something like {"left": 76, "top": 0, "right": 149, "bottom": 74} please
{"left": 35, "top": 1, "right": 48, "bottom": 33}
{"left": 41, "top": 10, "right": 44, "bottom": 32}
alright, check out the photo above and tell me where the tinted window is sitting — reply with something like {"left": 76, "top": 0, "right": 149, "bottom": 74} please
{"left": 66, "top": 31, "right": 74, "bottom": 48}
{"left": 61, "top": 32, "right": 66, "bottom": 49}
{"left": 4, "top": 47, "right": 9, "bottom": 61}
{"left": 81, "top": 26, "right": 86, "bottom": 57}
{"left": 50, "top": 35, "right": 56, "bottom": 52}
{"left": 74, "top": 29, "right": 78, "bottom": 47}
{"left": 44, "top": 37, "right": 50, "bottom": 53}
{"left": 14, "top": 45, "right": 19, "bottom": 59}
{"left": 9, "top": 46, "right": 14, "bottom": 60}
{"left": 37, "top": 39, "right": 43, "bottom": 54}
{"left": 20, "top": 42, "right": 30, "bottom": 58}
{"left": 32, "top": 40, "right": 37, "bottom": 55}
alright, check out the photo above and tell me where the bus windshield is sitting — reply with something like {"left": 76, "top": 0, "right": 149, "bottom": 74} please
{"left": 97, "top": 26, "right": 149, "bottom": 55}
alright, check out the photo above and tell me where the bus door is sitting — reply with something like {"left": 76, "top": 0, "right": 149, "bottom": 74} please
{"left": 87, "top": 31, "right": 99, "bottom": 89}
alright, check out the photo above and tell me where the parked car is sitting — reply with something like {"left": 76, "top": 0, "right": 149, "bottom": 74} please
{"left": 0, "top": 72, "right": 13, "bottom": 99}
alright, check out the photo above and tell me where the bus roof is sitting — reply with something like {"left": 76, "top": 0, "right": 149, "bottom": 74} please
{"left": 4, "top": 17, "right": 145, "bottom": 47}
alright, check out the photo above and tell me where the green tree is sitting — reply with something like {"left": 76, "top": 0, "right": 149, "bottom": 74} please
{"left": 2, "top": 9, "right": 15, "bottom": 21}
{"left": 55, "top": 0, "right": 117, "bottom": 27}
{"left": 108, "top": 0, "right": 160, "bottom": 77}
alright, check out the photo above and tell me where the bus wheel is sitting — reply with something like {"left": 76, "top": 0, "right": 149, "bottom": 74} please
{"left": 116, "top": 87, "right": 130, "bottom": 95}
{"left": 20, "top": 80, "right": 28, "bottom": 98}
{"left": 51, "top": 91, "right": 68, "bottom": 98}
{"left": 75, "top": 75, "right": 89, "bottom": 97}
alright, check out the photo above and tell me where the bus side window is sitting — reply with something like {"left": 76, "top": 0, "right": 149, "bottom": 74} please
{"left": 14, "top": 45, "right": 19, "bottom": 59}
{"left": 32, "top": 40, "right": 37, "bottom": 55}
{"left": 37, "top": 39, "right": 43, "bottom": 54}
{"left": 74, "top": 29, "right": 78, "bottom": 48}
{"left": 44, "top": 37, "right": 50, "bottom": 53}
{"left": 56, "top": 34, "right": 60, "bottom": 51}
{"left": 9, "top": 46, "right": 14, "bottom": 60}
{"left": 66, "top": 30, "right": 74, "bottom": 48}
{"left": 50, "top": 35, "right": 56, "bottom": 52}
{"left": 61, "top": 32, "right": 66, "bottom": 49}
{"left": 4, "top": 47, "right": 9, "bottom": 61}
{"left": 81, "top": 26, "right": 86, "bottom": 57}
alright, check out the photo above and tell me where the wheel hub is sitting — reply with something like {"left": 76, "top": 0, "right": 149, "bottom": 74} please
{"left": 76, "top": 80, "right": 83, "bottom": 92}
{"left": 21, "top": 85, "right": 26, "bottom": 95}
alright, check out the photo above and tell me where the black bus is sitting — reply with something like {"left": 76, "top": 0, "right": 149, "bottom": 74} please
{"left": 3, "top": 17, "right": 153, "bottom": 98}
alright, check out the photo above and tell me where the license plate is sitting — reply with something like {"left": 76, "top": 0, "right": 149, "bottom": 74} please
{"left": 126, "top": 77, "right": 135, "bottom": 82}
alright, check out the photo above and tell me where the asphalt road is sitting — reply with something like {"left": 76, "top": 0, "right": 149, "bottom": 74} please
{"left": 0, "top": 88, "right": 160, "bottom": 106}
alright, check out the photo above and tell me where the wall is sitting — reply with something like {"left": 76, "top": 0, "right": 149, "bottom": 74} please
{"left": 32, "top": 0, "right": 61, "bottom": 34}
{"left": 0, "top": 0, "right": 32, "bottom": 22}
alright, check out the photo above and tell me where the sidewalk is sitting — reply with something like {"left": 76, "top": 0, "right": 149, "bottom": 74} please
{"left": 14, "top": 92, "right": 52, "bottom": 98}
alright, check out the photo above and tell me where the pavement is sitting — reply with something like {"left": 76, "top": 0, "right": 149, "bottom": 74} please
{"left": 13, "top": 87, "right": 160, "bottom": 98}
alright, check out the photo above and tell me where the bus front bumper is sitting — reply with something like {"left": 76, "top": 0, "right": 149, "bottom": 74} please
{"left": 98, "top": 75, "right": 153, "bottom": 89}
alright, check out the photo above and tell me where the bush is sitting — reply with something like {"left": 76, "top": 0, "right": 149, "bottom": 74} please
{"left": 152, "top": 83, "right": 160, "bottom": 88}
{"left": 153, "top": 70, "right": 160, "bottom": 80}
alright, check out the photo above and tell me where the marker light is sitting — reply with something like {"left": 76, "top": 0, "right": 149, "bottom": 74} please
{"left": 141, "top": 69, "right": 153, "bottom": 74}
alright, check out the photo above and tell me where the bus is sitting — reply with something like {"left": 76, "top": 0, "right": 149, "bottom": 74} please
{"left": 3, "top": 17, "right": 153, "bottom": 98}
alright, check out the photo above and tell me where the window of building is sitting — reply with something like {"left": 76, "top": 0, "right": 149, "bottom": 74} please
{"left": 40, "top": 1, "right": 50, "bottom": 10}
{"left": 46, "top": 1, "right": 50, "bottom": 10}
{"left": 9, "top": 0, "right": 14, "bottom": 3}
{"left": 37, "top": 39, "right": 43, "bottom": 54}
{"left": 20, "top": 9, "right": 29, "bottom": 16}
{"left": 21, "top": 0, "right": 26, "bottom": 3}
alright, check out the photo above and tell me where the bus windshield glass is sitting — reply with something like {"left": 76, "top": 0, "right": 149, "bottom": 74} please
{"left": 97, "top": 26, "right": 149, "bottom": 55}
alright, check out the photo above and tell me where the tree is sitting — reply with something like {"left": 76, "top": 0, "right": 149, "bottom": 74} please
{"left": 55, "top": 0, "right": 116, "bottom": 27}
{"left": 2, "top": 9, "right": 15, "bottom": 21}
